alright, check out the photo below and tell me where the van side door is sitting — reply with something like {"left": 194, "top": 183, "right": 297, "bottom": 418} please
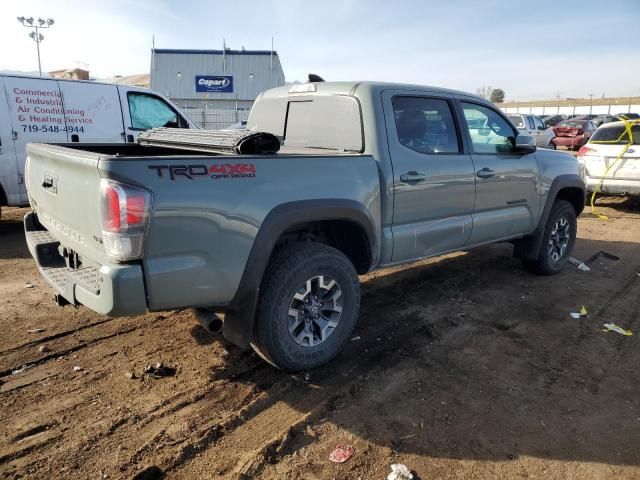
{"left": 458, "top": 101, "right": 541, "bottom": 244}
{"left": 383, "top": 91, "right": 476, "bottom": 262}
{"left": 118, "top": 87, "right": 191, "bottom": 142}
{"left": 2, "top": 76, "right": 68, "bottom": 203}
{"left": 0, "top": 77, "right": 20, "bottom": 206}
{"left": 57, "top": 81, "right": 125, "bottom": 142}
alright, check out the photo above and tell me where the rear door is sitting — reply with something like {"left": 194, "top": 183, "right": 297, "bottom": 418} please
{"left": 383, "top": 91, "right": 476, "bottom": 262}
{"left": 459, "top": 101, "right": 541, "bottom": 244}
{"left": 119, "top": 87, "right": 190, "bottom": 142}
{"left": 532, "top": 115, "right": 552, "bottom": 147}
{"left": 2, "top": 76, "right": 68, "bottom": 203}
{"left": 0, "top": 77, "right": 20, "bottom": 205}
{"left": 57, "top": 81, "right": 125, "bottom": 143}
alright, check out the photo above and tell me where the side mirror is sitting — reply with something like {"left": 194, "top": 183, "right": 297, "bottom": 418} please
{"left": 515, "top": 134, "right": 536, "bottom": 153}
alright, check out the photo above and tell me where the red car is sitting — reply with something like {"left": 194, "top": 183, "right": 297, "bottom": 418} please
{"left": 552, "top": 120, "right": 597, "bottom": 150}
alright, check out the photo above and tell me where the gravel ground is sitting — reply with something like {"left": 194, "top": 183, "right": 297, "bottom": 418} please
{"left": 1, "top": 197, "right": 639, "bottom": 480}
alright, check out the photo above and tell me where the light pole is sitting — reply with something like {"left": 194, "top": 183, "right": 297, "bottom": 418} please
{"left": 17, "top": 16, "right": 54, "bottom": 76}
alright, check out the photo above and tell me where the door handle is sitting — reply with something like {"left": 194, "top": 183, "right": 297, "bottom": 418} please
{"left": 477, "top": 168, "right": 496, "bottom": 179}
{"left": 400, "top": 171, "right": 426, "bottom": 183}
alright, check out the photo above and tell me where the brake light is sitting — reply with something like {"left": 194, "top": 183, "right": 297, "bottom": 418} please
{"left": 99, "top": 179, "right": 152, "bottom": 261}
{"left": 577, "top": 145, "right": 596, "bottom": 158}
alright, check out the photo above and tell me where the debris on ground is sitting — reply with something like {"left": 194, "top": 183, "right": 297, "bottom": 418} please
{"left": 328, "top": 443, "right": 354, "bottom": 463}
{"left": 602, "top": 323, "right": 633, "bottom": 336}
{"left": 73, "top": 366, "right": 82, "bottom": 372}
{"left": 570, "top": 305, "right": 588, "bottom": 319}
{"left": 124, "top": 371, "right": 136, "bottom": 380}
{"left": 24, "top": 282, "right": 34, "bottom": 289}
{"left": 11, "top": 365, "right": 34, "bottom": 375}
{"left": 568, "top": 257, "right": 591, "bottom": 271}
{"left": 38, "top": 345, "right": 50, "bottom": 353}
{"left": 27, "top": 328, "right": 45, "bottom": 333}
{"left": 387, "top": 463, "right": 414, "bottom": 480}
{"left": 142, "top": 362, "right": 176, "bottom": 379}
{"left": 585, "top": 250, "right": 620, "bottom": 266}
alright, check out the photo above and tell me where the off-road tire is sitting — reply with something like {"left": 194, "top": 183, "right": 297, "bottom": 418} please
{"left": 252, "top": 242, "right": 360, "bottom": 371}
{"left": 523, "top": 199, "right": 577, "bottom": 275}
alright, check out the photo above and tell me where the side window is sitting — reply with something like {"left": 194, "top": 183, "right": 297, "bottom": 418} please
{"left": 534, "top": 117, "right": 545, "bottom": 130}
{"left": 461, "top": 102, "right": 517, "bottom": 154}
{"left": 527, "top": 116, "right": 535, "bottom": 130}
{"left": 392, "top": 96, "right": 460, "bottom": 154}
{"left": 127, "top": 93, "right": 186, "bottom": 130}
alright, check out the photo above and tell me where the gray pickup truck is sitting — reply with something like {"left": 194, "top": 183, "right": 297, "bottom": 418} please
{"left": 24, "top": 81, "right": 585, "bottom": 371}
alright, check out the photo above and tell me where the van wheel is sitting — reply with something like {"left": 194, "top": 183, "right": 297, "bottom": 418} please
{"left": 252, "top": 242, "right": 360, "bottom": 371}
{"left": 523, "top": 199, "right": 577, "bottom": 275}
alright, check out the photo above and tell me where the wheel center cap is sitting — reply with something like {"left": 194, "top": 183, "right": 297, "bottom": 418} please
{"left": 309, "top": 305, "right": 319, "bottom": 315}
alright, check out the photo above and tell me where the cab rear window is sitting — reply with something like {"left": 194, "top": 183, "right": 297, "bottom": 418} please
{"left": 590, "top": 125, "right": 640, "bottom": 145}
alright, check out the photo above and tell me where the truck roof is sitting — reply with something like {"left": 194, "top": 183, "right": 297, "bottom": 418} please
{"left": 260, "top": 81, "right": 487, "bottom": 102}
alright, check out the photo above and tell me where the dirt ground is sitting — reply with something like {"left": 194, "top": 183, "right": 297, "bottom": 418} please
{"left": 1, "top": 197, "right": 639, "bottom": 480}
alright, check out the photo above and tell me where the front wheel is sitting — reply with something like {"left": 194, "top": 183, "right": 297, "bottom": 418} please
{"left": 252, "top": 242, "right": 360, "bottom": 371}
{"left": 523, "top": 199, "right": 577, "bottom": 275}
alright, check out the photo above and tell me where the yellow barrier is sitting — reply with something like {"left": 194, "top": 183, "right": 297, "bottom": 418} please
{"left": 587, "top": 117, "right": 639, "bottom": 220}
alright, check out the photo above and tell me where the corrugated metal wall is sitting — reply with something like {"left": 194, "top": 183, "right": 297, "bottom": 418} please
{"left": 150, "top": 49, "right": 285, "bottom": 102}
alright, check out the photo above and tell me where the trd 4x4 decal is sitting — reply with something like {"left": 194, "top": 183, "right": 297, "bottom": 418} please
{"left": 148, "top": 163, "right": 256, "bottom": 180}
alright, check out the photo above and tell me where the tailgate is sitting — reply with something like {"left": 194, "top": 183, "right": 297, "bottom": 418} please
{"left": 554, "top": 127, "right": 579, "bottom": 137}
{"left": 26, "top": 143, "right": 107, "bottom": 263}
{"left": 584, "top": 146, "right": 640, "bottom": 180}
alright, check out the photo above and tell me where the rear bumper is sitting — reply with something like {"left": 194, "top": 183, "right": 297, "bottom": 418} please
{"left": 553, "top": 135, "right": 587, "bottom": 148}
{"left": 24, "top": 211, "right": 148, "bottom": 316}
{"left": 584, "top": 176, "right": 640, "bottom": 195}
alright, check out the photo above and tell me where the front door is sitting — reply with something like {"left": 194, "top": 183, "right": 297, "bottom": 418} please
{"left": 459, "top": 101, "right": 541, "bottom": 245}
{"left": 383, "top": 92, "right": 476, "bottom": 262}
{"left": 2, "top": 76, "right": 68, "bottom": 203}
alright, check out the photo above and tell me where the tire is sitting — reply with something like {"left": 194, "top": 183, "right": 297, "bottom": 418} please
{"left": 546, "top": 140, "right": 556, "bottom": 150}
{"left": 523, "top": 199, "right": 577, "bottom": 275}
{"left": 252, "top": 242, "right": 360, "bottom": 371}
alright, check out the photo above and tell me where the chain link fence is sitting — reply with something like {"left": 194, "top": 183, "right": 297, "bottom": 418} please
{"left": 182, "top": 108, "right": 250, "bottom": 130}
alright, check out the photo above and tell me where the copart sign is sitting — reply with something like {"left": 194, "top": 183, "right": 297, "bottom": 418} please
{"left": 195, "top": 75, "right": 233, "bottom": 93}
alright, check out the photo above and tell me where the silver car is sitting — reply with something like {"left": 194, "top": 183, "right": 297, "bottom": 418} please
{"left": 509, "top": 114, "right": 556, "bottom": 149}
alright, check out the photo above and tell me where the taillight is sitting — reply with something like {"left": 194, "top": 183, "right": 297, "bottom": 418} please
{"left": 99, "top": 179, "right": 152, "bottom": 261}
{"left": 577, "top": 146, "right": 596, "bottom": 158}
{"left": 576, "top": 129, "right": 584, "bottom": 135}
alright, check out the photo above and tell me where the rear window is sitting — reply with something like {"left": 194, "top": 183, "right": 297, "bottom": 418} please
{"left": 509, "top": 115, "right": 525, "bottom": 128}
{"left": 558, "top": 120, "right": 587, "bottom": 128}
{"left": 590, "top": 125, "right": 640, "bottom": 145}
{"left": 284, "top": 96, "right": 363, "bottom": 151}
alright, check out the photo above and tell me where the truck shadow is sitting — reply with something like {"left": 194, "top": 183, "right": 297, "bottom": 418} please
{"left": 209, "top": 235, "right": 640, "bottom": 466}
{"left": 0, "top": 211, "right": 30, "bottom": 260}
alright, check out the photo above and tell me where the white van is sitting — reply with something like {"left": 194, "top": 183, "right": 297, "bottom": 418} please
{"left": 0, "top": 74, "right": 196, "bottom": 215}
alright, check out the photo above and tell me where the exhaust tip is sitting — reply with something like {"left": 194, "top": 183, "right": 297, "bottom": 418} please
{"left": 192, "top": 308, "right": 224, "bottom": 335}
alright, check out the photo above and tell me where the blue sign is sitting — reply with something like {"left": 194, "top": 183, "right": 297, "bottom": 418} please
{"left": 195, "top": 75, "right": 233, "bottom": 93}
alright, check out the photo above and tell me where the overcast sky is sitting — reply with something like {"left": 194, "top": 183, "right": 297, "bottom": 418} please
{"left": 1, "top": 0, "right": 639, "bottom": 100}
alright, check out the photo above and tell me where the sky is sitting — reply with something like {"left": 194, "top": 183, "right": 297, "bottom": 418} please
{"left": 1, "top": 0, "right": 639, "bottom": 101}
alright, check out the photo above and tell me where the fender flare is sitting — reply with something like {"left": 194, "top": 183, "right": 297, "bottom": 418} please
{"left": 223, "top": 199, "right": 378, "bottom": 348}
{"left": 514, "top": 174, "right": 585, "bottom": 261}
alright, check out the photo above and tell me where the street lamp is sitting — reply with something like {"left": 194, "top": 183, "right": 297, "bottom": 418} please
{"left": 17, "top": 16, "right": 54, "bottom": 76}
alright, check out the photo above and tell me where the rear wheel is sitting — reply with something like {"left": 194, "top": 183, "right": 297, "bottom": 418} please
{"left": 546, "top": 140, "right": 556, "bottom": 150}
{"left": 523, "top": 199, "right": 577, "bottom": 275}
{"left": 252, "top": 242, "right": 360, "bottom": 371}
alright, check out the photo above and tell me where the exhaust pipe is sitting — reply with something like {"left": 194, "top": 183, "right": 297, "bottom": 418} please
{"left": 192, "top": 308, "right": 223, "bottom": 335}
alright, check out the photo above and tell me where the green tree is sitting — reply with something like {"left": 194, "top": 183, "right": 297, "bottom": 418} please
{"left": 490, "top": 88, "right": 505, "bottom": 103}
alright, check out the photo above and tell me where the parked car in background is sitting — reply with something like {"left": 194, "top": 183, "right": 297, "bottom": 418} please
{"left": 552, "top": 119, "right": 597, "bottom": 150}
{"left": 0, "top": 74, "right": 195, "bottom": 217}
{"left": 541, "top": 114, "right": 567, "bottom": 127}
{"left": 508, "top": 113, "right": 556, "bottom": 148}
{"left": 615, "top": 113, "right": 640, "bottom": 120}
{"left": 577, "top": 121, "right": 640, "bottom": 195}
